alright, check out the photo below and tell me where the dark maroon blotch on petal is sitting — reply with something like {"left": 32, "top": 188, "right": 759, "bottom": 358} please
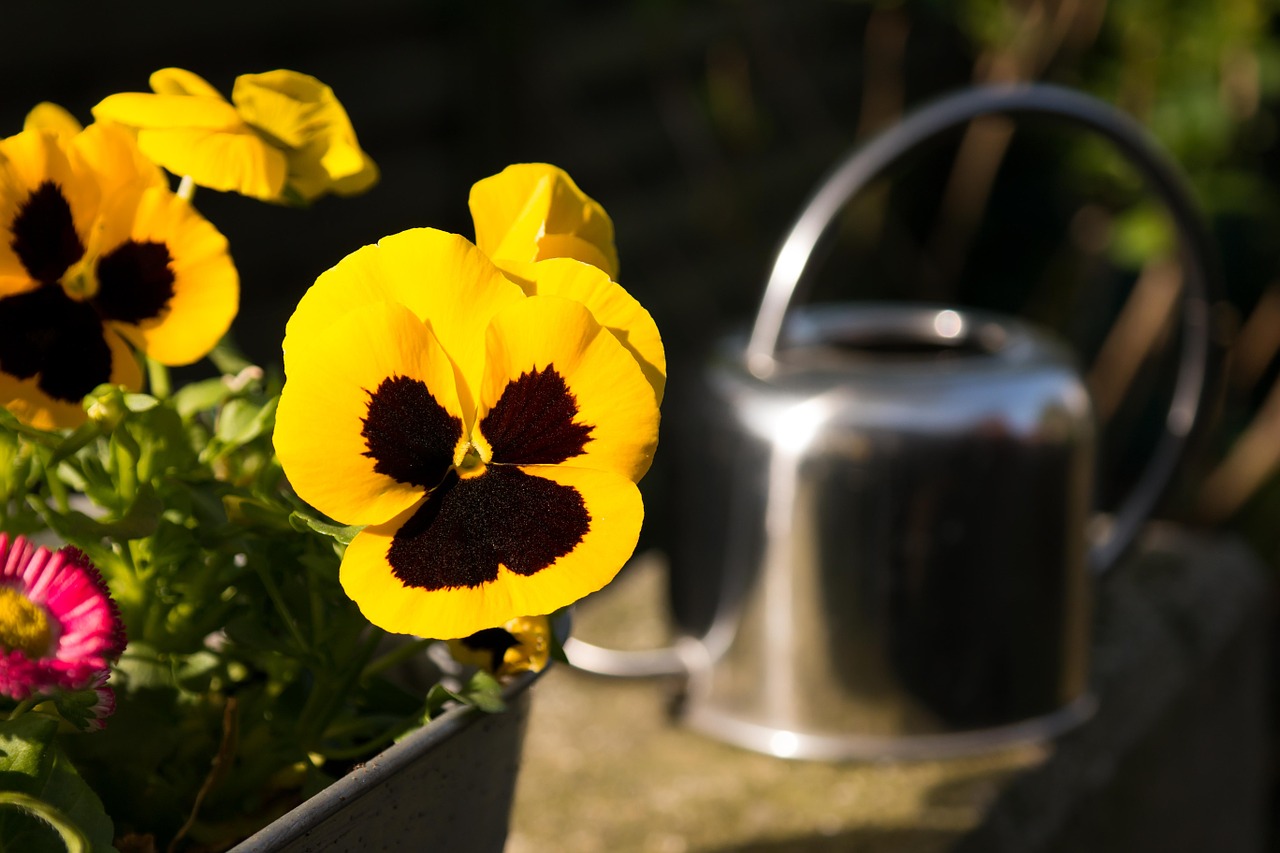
{"left": 480, "top": 366, "right": 593, "bottom": 465}
{"left": 387, "top": 467, "right": 590, "bottom": 591}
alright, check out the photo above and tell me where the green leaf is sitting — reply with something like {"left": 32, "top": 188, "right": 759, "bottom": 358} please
{"left": 460, "top": 671, "right": 506, "bottom": 714}
{"left": 0, "top": 792, "right": 87, "bottom": 853}
{"left": 121, "top": 394, "right": 158, "bottom": 414}
{"left": 214, "top": 397, "right": 278, "bottom": 449}
{"left": 171, "top": 378, "right": 235, "bottom": 420}
{"left": 50, "top": 690, "right": 102, "bottom": 734}
{"left": 0, "top": 717, "right": 115, "bottom": 852}
{"left": 424, "top": 684, "right": 465, "bottom": 720}
{"left": 0, "top": 714, "right": 57, "bottom": 788}
{"left": 42, "top": 487, "right": 162, "bottom": 543}
{"left": 288, "top": 511, "right": 361, "bottom": 546}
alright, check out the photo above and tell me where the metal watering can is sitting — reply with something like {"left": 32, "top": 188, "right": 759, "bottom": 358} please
{"left": 566, "top": 84, "right": 1220, "bottom": 760}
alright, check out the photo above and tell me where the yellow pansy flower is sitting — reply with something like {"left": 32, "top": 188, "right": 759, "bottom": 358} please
{"left": 0, "top": 123, "right": 238, "bottom": 429}
{"left": 469, "top": 163, "right": 619, "bottom": 280}
{"left": 274, "top": 228, "right": 661, "bottom": 639}
{"left": 447, "top": 615, "right": 552, "bottom": 678}
{"left": 91, "top": 68, "right": 378, "bottom": 205}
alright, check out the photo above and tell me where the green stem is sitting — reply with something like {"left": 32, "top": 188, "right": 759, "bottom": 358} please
{"left": 42, "top": 454, "right": 70, "bottom": 514}
{"left": 361, "top": 637, "right": 433, "bottom": 681}
{"left": 208, "top": 334, "right": 254, "bottom": 376}
{"left": 146, "top": 356, "right": 171, "bottom": 398}
{"left": 316, "top": 716, "right": 419, "bottom": 761}
{"left": 296, "top": 630, "right": 382, "bottom": 749}
{"left": 8, "top": 695, "right": 44, "bottom": 720}
{"left": 253, "top": 563, "right": 309, "bottom": 653}
{"left": 112, "top": 440, "right": 138, "bottom": 506}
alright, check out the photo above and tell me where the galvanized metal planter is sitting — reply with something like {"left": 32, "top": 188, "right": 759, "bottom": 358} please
{"left": 228, "top": 668, "right": 542, "bottom": 853}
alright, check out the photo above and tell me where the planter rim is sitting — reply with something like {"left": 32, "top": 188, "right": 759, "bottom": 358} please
{"left": 229, "top": 665, "right": 545, "bottom": 851}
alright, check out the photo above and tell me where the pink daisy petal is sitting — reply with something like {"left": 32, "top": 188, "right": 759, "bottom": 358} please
{"left": 0, "top": 533, "right": 126, "bottom": 701}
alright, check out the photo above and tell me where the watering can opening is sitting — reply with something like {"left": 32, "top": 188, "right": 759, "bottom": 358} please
{"left": 777, "top": 305, "right": 1006, "bottom": 366}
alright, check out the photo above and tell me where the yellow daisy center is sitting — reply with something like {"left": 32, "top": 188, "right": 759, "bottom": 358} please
{"left": 0, "top": 586, "right": 54, "bottom": 658}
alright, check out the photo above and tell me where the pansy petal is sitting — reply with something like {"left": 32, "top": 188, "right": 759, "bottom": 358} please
{"left": 469, "top": 163, "right": 619, "bottom": 279}
{"left": 23, "top": 103, "right": 82, "bottom": 139}
{"left": 283, "top": 228, "right": 524, "bottom": 412}
{"left": 275, "top": 299, "right": 466, "bottom": 526}
{"left": 231, "top": 70, "right": 379, "bottom": 203}
{"left": 476, "top": 295, "right": 659, "bottom": 481}
{"left": 523, "top": 257, "right": 665, "bottom": 404}
{"left": 149, "top": 68, "right": 225, "bottom": 99}
{"left": 0, "top": 131, "right": 98, "bottom": 295}
{"left": 532, "top": 233, "right": 616, "bottom": 275}
{"left": 133, "top": 127, "right": 286, "bottom": 200}
{"left": 231, "top": 73, "right": 315, "bottom": 149}
{"left": 71, "top": 122, "right": 167, "bottom": 203}
{"left": 0, "top": 325, "right": 141, "bottom": 430}
{"left": 92, "top": 93, "right": 243, "bottom": 131}
{"left": 341, "top": 464, "right": 642, "bottom": 639}
{"left": 101, "top": 187, "right": 238, "bottom": 365}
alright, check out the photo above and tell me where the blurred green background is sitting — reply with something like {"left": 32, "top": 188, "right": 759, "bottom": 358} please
{"left": 3, "top": 0, "right": 1279, "bottom": 837}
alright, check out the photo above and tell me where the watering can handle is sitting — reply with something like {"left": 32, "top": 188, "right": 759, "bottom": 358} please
{"left": 564, "top": 84, "right": 1221, "bottom": 678}
{"left": 747, "top": 83, "right": 1219, "bottom": 576}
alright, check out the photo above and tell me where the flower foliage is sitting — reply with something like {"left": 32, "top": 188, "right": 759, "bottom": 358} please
{"left": 0, "top": 65, "right": 659, "bottom": 853}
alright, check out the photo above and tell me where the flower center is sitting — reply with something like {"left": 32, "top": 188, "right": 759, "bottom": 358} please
{"left": 0, "top": 586, "right": 54, "bottom": 658}
{"left": 455, "top": 442, "right": 487, "bottom": 479}
{"left": 60, "top": 253, "right": 100, "bottom": 300}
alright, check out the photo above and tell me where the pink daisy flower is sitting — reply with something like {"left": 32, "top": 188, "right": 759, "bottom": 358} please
{"left": 0, "top": 533, "right": 126, "bottom": 702}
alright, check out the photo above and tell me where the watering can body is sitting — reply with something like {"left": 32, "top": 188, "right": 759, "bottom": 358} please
{"left": 567, "top": 83, "right": 1219, "bottom": 761}
{"left": 672, "top": 305, "right": 1098, "bottom": 757}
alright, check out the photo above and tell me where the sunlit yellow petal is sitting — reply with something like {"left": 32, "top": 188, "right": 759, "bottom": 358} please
{"left": 149, "top": 68, "right": 224, "bottom": 99}
{"left": 283, "top": 228, "right": 524, "bottom": 413}
{"left": 232, "top": 70, "right": 379, "bottom": 203}
{"left": 231, "top": 73, "right": 314, "bottom": 148}
{"left": 532, "top": 232, "right": 616, "bottom": 274}
{"left": 341, "top": 465, "right": 642, "bottom": 639}
{"left": 475, "top": 172, "right": 549, "bottom": 266}
{"left": 70, "top": 122, "right": 167, "bottom": 203}
{"left": 0, "top": 131, "right": 99, "bottom": 296}
{"left": 276, "top": 299, "right": 466, "bottom": 526}
{"left": 132, "top": 127, "right": 286, "bottom": 200}
{"left": 330, "top": 152, "right": 380, "bottom": 196}
{"left": 469, "top": 163, "right": 619, "bottom": 279}
{"left": 477, "top": 296, "right": 659, "bottom": 482}
{"left": 522, "top": 258, "right": 665, "bottom": 404}
{"left": 101, "top": 188, "right": 238, "bottom": 365}
{"left": 23, "top": 103, "right": 82, "bottom": 139}
{"left": 92, "top": 93, "right": 244, "bottom": 132}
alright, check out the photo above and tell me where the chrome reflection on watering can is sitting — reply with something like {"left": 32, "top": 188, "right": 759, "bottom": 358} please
{"left": 565, "top": 84, "right": 1220, "bottom": 760}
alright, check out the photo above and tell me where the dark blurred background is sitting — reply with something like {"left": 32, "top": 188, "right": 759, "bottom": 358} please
{"left": 7, "top": 0, "right": 1280, "bottom": 804}
{"left": 9, "top": 0, "right": 1280, "bottom": 546}
{"left": 9, "top": 0, "right": 1280, "bottom": 633}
